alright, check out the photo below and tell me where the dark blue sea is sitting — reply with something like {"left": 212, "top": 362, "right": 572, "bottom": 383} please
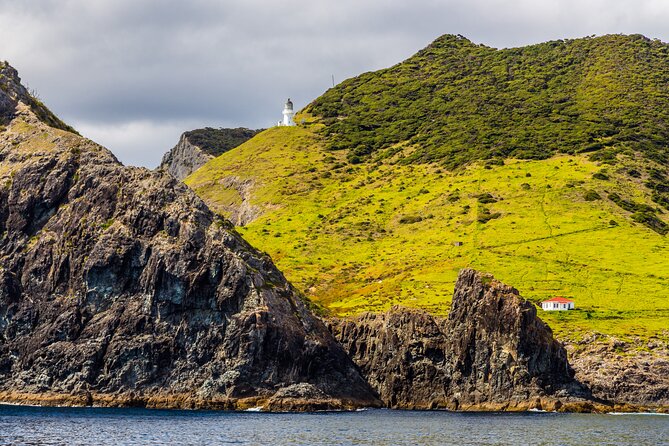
{"left": 0, "top": 405, "right": 667, "bottom": 445}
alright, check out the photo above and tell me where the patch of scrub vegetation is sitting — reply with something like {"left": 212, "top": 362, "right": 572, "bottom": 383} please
{"left": 583, "top": 190, "right": 601, "bottom": 201}
{"left": 307, "top": 34, "right": 669, "bottom": 173}
{"left": 187, "top": 124, "right": 669, "bottom": 341}
{"left": 399, "top": 215, "right": 424, "bottom": 224}
{"left": 477, "top": 207, "right": 501, "bottom": 224}
{"left": 184, "top": 127, "right": 260, "bottom": 157}
{"left": 631, "top": 212, "right": 668, "bottom": 235}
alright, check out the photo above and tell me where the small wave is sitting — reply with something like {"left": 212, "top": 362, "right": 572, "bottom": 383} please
{"left": 608, "top": 412, "right": 669, "bottom": 416}
{"left": 0, "top": 402, "right": 43, "bottom": 408}
{"left": 244, "top": 407, "right": 263, "bottom": 412}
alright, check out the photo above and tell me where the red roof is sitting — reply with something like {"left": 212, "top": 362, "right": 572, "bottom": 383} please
{"left": 541, "top": 297, "right": 574, "bottom": 304}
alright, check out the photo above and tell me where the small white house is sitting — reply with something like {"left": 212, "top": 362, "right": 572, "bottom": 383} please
{"left": 277, "top": 98, "right": 295, "bottom": 127}
{"left": 540, "top": 297, "right": 575, "bottom": 311}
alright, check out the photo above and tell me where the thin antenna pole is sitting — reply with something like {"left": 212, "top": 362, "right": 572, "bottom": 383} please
{"left": 331, "top": 74, "right": 335, "bottom": 87}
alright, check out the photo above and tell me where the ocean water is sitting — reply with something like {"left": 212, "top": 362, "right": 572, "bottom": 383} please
{"left": 0, "top": 405, "right": 667, "bottom": 446}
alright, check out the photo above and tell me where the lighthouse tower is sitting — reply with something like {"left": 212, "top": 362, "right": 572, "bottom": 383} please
{"left": 282, "top": 98, "right": 295, "bottom": 126}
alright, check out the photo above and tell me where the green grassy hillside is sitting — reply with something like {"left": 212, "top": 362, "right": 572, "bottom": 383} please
{"left": 186, "top": 34, "right": 669, "bottom": 340}
{"left": 307, "top": 34, "right": 669, "bottom": 222}
{"left": 186, "top": 125, "right": 669, "bottom": 340}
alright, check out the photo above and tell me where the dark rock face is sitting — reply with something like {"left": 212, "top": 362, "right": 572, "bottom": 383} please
{"left": 159, "top": 133, "right": 216, "bottom": 181}
{"left": 568, "top": 336, "right": 669, "bottom": 408}
{"left": 330, "top": 269, "right": 585, "bottom": 410}
{"left": 447, "top": 270, "right": 575, "bottom": 401}
{"left": 160, "top": 128, "right": 258, "bottom": 180}
{"left": 330, "top": 308, "right": 450, "bottom": 409}
{"left": 0, "top": 65, "right": 378, "bottom": 410}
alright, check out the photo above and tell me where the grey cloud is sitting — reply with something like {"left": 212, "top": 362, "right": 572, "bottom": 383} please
{"left": 1, "top": 0, "right": 669, "bottom": 166}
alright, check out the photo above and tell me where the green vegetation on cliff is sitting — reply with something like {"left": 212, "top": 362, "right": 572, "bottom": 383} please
{"left": 184, "top": 127, "right": 260, "bottom": 157}
{"left": 187, "top": 34, "right": 669, "bottom": 340}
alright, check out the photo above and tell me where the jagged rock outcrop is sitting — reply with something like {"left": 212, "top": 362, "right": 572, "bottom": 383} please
{"left": 160, "top": 133, "right": 214, "bottom": 180}
{"left": 160, "top": 128, "right": 257, "bottom": 180}
{"left": 330, "top": 269, "right": 593, "bottom": 411}
{"left": 568, "top": 335, "right": 669, "bottom": 408}
{"left": 0, "top": 63, "right": 379, "bottom": 410}
{"left": 0, "top": 62, "right": 76, "bottom": 133}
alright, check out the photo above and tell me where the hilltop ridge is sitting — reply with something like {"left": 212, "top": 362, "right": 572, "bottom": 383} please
{"left": 308, "top": 33, "right": 669, "bottom": 170}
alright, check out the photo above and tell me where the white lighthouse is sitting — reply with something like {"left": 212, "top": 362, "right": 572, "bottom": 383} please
{"left": 280, "top": 98, "right": 295, "bottom": 126}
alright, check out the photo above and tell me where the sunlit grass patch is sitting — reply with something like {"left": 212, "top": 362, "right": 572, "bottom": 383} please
{"left": 187, "top": 126, "right": 669, "bottom": 340}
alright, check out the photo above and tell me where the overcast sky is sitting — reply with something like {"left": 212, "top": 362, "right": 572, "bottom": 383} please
{"left": 1, "top": 0, "right": 669, "bottom": 167}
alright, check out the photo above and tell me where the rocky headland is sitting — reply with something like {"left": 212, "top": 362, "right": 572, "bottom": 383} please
{"left": 1, "top": 60, "right": 667, "bottom": 413}
{"left": 330, "top": 269, "right": 602, "bottom": 412}
{"left": 330, "top": 270, "right": 669, "bottom": 412}
{"left": 160, "top": 127, "right": 258, "bottom": 180}
{"left": 567, "top": 335, "right": 669, "bottom": 409}
{"left": 0, "top": 61, "right": 378, "bottom": 411}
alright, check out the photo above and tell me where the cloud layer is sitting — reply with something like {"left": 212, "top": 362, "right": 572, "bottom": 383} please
{"left": 2, "top": 0, "right": 669, "bottom": 166}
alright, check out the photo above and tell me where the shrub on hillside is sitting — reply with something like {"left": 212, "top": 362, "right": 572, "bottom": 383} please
{"left": 477, "top": 208, "right": 501, "bottom": 224}
{"left": 631, "top": 212, "right": 668, "bottom": 235}
{"left": 583, "top": 190, "right": 601, "bottom": 201}
{"left": 399, "top": 215, "right": 424, "bottom": 224}
{"left": 476, "top": 193, "right": 498, "bottom": 204}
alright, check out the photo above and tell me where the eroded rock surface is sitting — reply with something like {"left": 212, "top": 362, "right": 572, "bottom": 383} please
{"left": 160, "top": 133, "right": 215, "bottom": 180}
{"left": 0, "top": 63, "right": 378, "bottom": 410}
{"left": 568, "top": 335, "right": 669, "bottom": 408}
{"left": 330, "top": 269, "right": 590, "bottom": 410}
{"left": 160, "top": 128, "right": 257, "bottom": 180}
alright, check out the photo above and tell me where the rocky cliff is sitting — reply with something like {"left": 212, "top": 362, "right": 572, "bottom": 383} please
{"left": 0, "top": 63, "right": 379, "bottom": 410}
{"left": 568, "top": 335, "right": 669, "bottom": 408}
{"left": 330, "top": 269, "right": 596, "bottom": 411}
{"left": 160, "top": 128, "right": 257, "bottom": 180}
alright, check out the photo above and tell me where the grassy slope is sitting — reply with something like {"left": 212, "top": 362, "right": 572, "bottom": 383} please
{"left": 187, "top": 125, "right": 669, "bottom": 340}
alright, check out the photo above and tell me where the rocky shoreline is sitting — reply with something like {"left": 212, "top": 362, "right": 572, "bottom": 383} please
{"left": 0, "top": 65, "right": 380, "bottom": 412}
{"left": 1, "top": 391, "right": 661, "bottom": 413}
{"left": 3, "top": 264, "right": 666, "bottom": 413}
{"left": 0, "top": 390, "right": 374, "bottom": 412}
{"left": 328, "top": 270, "right": 669, "bottom": 414}
{"left": 567, "top": 335, "right": 669, "bottom": 410}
